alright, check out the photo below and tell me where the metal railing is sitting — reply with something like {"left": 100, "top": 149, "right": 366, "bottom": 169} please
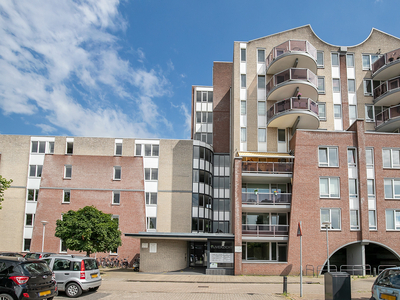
{"left": 266, "top": 40, "right": 317, "bottom": 68}
{"left": 375, "top": 104, "right": 400, "bottom": 128}
{"left": 266, "top": 68, "right": 318, "bottom": 94}
{"left": 242, "top": 192, "right": 291, "bottom": 205}
{"left": 242, "top": 161, "right": 293, "bottom": 174}
{"left": 242, "top": 224, "right": 289, "bottom": 237}
{"left": 373, "top": 76, "right": 400, "bottom": 100}
{"left": 340, "top": 264, "right": 372, "bottom": 275}
{"left": 372, "top": 47, "right": 400, "bottom": 74}
{"left": 267, "top": 97, "right": 318, "bottom": 120}
{"left": 316, "top": 265, "right": 337, "bottom": 277}
{"left": 305, "top": 264, "right": 315, "bottom": 277}
{"left": 378, "top": 265, "right": 398, "bottom": 274}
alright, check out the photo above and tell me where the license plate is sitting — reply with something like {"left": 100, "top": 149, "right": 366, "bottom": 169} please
{"left": 91, "top": 274, "right": 98, "bottom": 278}
{"left": 381, "top": 294, "right": 396, "bottom": 300}
{"left": 39, "top": 290, "right": 51, "bottom": 296}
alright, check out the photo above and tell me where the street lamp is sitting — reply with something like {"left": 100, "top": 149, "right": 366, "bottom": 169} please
{"left": 322, "top": 221, "right": 331, "bottom": 273}
{"left": 41, "top": 221, "right": 48, "bottom": 252}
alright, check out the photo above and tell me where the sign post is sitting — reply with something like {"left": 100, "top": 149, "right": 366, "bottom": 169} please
{"left": 297, "top": 221, "right": 303, "bottom": 297}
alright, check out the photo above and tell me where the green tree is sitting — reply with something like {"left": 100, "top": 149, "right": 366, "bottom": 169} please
{"left": 0, "top": 175, "right": 13, "bottom": 209}
{"left": 55, "top": 206, "right": 122, "bottom": 256}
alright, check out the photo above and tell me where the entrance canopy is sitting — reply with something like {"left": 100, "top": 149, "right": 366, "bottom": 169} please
{"left": 124, "top": 232, "right": 235, "bottom": 241}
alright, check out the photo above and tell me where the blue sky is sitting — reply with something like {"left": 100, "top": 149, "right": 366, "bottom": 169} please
{"left": 0, "top": 0, "right": 398, "bottom": 139}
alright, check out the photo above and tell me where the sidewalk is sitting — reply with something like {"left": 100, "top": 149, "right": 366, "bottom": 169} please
{"left": 100, "top": 268, "right": 375, "bottom": 299}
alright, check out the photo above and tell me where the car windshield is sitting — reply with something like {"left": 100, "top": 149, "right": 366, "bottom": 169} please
{"left": 84, "top": 259, "right": 98, "bottom": 271}
{"left": 377, "top": 269, "right": 400, "bottom": 288}
{"left": 21, "top": 262, "right": 52, "bottom": 275}
{"left": 25, "top": 253, "right": 39, "bottom": 259}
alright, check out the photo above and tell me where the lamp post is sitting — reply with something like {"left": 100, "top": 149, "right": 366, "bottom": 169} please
{"left": 41, "top": 221, "right": 48, "bottom": 252}
{"left": 322, "top": 221, "right": 331, "bottom": 272}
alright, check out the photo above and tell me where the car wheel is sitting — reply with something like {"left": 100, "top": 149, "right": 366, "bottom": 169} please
{"left": 89, "top": 286, "right": 99, "bottom": 291}
{"left": 0, "top": 294, "right": 13, "bottom": 300}
{"left": 65, "top": 282, "right": 82, "bottom": 298}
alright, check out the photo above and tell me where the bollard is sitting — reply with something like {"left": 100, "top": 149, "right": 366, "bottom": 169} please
{"left": 373, "top": 268, "right": 376, "bottom": 277}
{"left": 283, "top": 276, "right": 288, "bottom": 294}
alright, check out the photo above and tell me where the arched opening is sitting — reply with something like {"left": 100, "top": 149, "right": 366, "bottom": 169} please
{"left": 321, "top": 241, "right": 400, "bottom": 275}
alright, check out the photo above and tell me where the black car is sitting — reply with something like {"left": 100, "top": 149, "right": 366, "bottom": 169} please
{"left": 24, "top": 253, "right": 54, "bottom": 260}
{"left": 0, "top": 256, "right": 57, "bottom": 300}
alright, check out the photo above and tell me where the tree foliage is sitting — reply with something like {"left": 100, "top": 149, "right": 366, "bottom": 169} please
{"left": 0, "top": 175, "right": 13, "bottom": 209}
{"left": 55, "top": 206, "right": 122, "bottom": 256}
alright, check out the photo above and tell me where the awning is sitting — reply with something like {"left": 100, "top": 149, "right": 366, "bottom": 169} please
{"left": 124, "top": 232, "right": 235, "bottom": 241}
{"left": 237, "top": 152, "right": 294, "bottom": 158}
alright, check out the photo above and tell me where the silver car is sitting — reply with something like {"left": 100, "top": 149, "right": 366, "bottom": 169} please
{"left": 371, "top": 267, "right": 400, "bottom": 300}
{"left": 41, "top": 255, "right": 101, "bottom": 298}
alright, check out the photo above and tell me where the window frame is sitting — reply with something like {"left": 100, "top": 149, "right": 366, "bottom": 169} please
{"left": 147, "top": 217, "right": 157, "bottom": 230}
{"left": 257, "top": 49, "right": 265, "bottom": 63}
{"left": 332, "top": 78, "right": 341, "bottom": 93}
{"left": 383, "top": 148, "right": 400, "bottom": 169}
{"left": 318, "top": 76, "right": 325, "bottom": 94}
{"left": 144, "top": 168, "right": 158, "bottom": 181}
{"left": 25, "top": 213, "right": 34, "bottom": 227}
{"left": 145, "top": 192, "right": 157, "bottom": 205}
{"left": 112, "top": 191, "right": 120, "bottom": 205}
{"left": 240, "top": 101, "right": 246, "bottom": 115}
{"left": 369, "top": 210, "right": 377, "bottom": 230}
{"left": 318, "top": 102, "right": 326, "bottom": 120}
{"left": 63, "top": 190, "right": 71, "bottom": 203}
{"left": 29, "top": 165, "right": 43, "bottom": 178}
{"left": 241, "top": 127, "right": 246, "bottom": 143}
{"left": 66, "top": 142, "right": 73, "bottom": 155}
{"left": 384, "top": 178, "right": 400, "bottom": 199}
{"left": 27, "top": 189, "right": 39, "bottom": 202}
{"left": 115, "top": 143, "right": 122, "bottom": 156}
{"left": 258, "top": 128, "right": 266, "bottom": 143}
{"left": 347, "top": 148, "right": 357, "bottom": 167}
{"left": 319, "top": 177, "right": 340, "bottom": 198}
{"left": 350, "top": 209, "right": 360, "bottom": 230}
{"left": 386, "top": 209, "right": 400, "bottom": 230}
{"left": 334, "top": 104, "right": 342, "bottom": 119}
{"left": 331, "top": 53, "right": 339, "bottom": 67}
{"left": 346, "top": 53, "right": 355, "bottom": 68}
{"left": 240, "top": 48, "right": 246, "bottom": 62}
{"left": 318, "top": 146, "right": 339, "bottom": 167}
{"left": 241, "top": 74, "right": 246, "bottom": 89}
{"left": 113, "top": 166, "right": 121, "bottom": 180}
{"left": 348, "top": 79, "right": 355, "bottom": 93}
{"left": 320, "top": 208, "right": 341, "bottom": 230}
{"left": 317, "top": 51, "right": 324, "bottom": 68}
{"left": 362, "top": 54, "right": 381, "bottom": 71}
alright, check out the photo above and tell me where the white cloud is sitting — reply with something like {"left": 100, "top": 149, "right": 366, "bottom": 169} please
{"left": 0, "top": 0, "right": 173, "bottom": 138}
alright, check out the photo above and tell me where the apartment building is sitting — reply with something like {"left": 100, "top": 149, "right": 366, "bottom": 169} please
{"left": 2, "top": 25, "right": 400, "bottom": 275}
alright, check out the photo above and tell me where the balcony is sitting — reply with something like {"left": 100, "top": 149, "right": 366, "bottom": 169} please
{"left": 266, "top": 40, "right": 317, "bottom": 75}
{"left": 242, "top": 192, "right": 291, "bottom": 205}
{"left": 266, "top": 68, "right": 318, "bottom": 101}
{"left": 242, "top": 224, "right": 289, "bottom": 237}
{"left": 242, "top": 161, "right": 293, "bottom": 174}
{"left": 375, "top": 104, "right": 400, "bottom": 132}
{"left": 372, "top": 48, "right": 400, "bottom": 80}
{"left": 373, "top": 76, "right": 400, "bottom": 106}
{"left": 267, "top": 97, "right": 319, "bottom": 129}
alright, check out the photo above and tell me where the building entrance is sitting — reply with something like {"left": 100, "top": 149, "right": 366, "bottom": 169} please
{"left": 189, "top": 242, "right": 207, "bottom": 267}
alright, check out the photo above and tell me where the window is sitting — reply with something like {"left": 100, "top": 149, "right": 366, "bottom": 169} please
{"left": 367, "top": 179, "right": 375, "bottom": 196}
{"left": 63, "top": 190, "right": 70, "bottom": 203}
{"left": 64, "top": 165, "right": 72, "bottom": 179}
{"left": 31, "top": 141, "right": 46, "bottom": 154}
{"left": 317, "top": 51, "right": 324, "bottom": 68}
{"left": 258, "top": 75, "right": 265, "bottom": 88}
{"left": 334, "top": 104, "right": 342, "bottom": 118}
{"left": 241, "top": 101, "right": 246, "bottom": 115}
{"left": 23, "top": 239, "right": 31, "bottom": 252}
{"left": 365, "top": 105, "right": 374, "bottom": 122}
{"left": 27, "top": 189, "right": 39, "bottom": 201}
{"left": 241, "top": 74, "right": 246, "bottom": 88}
{"left": 151, "top": 145, "right": 160, "bottom": 156}
{"left": 362, "top": 54, "right": 380, "bottom": 70}
{"left": 320, "top": 208, "right": 341, "bottom": 229}
{"left": 29, "top": 165, "right": 43, "bottom": 177}
{"left": 383, "top": 149, "right": 400, "bottom": 168}
{"left": 369, "top": 210, "right": 377, "bottom": 230}
{"left": 147, "top": 217, "right": 156, "bottom": 230}
{"left": 278, "top": 129, "right": 285, "bottom": 142}
{"left": 241, "top": 128, "right": 246, "bottom": 143}
{"left": 135, "top": 144, "right": 142, "bottom": 156}
{"left": 319, "top": 147, "right": 339, "bottom": 167}
{"left": 349, "top": 105, "right": 357, "bottom": 120}
{"left": 384, "top": 178, "right": 400, "bottom": 199}
{"left": 348, "top": 79, "right": 355, "bottom": 93}
{"left": 208, "top": 91, "right": 213, "bottom": 103}
{"left": 53, "top": 258, "right": 71, "bottom": 271}
{"left": 333, "top": 78, "right": 340, "bottom": 92}
{"left": 113, "top": 166, "right": 121, "bottom": 180}
{"left": 146, "top": 192, "right": 157, "bottom": 205}
{"left": 366, "top": 148, "right": 374, "bottom": 167}
{"left": 349, "top": 179, "right": 358, "bottom": 198}
{"left": 49, "top": 142, "right": 54, "bottom": 154}
{"left": 363, "top": 79, "right": 380, "bottom": 96}
{"left": 319, "top": 177, "right": 340, "bottom": 198}
{"left": 25, "top": 214, "right": 34, "bottom": 226}
{"left": 386, "top": 209, "right": 400, "bottom": 230}
{"left": 258, "top": 101, "right": 266, "bottom": 116}
{"left": 112, "top": 191, "right": 120, "bottom": 205}
{"left": 257, "top": 49, "right": 265, "bottom": 63}
{"left": 242, "top": 242, "right": 287, "bottom": 262}
{"left": 241, "top": 48, "right": 246, "bottom": 62}
{"left": 347, "top": 148, "right": 356, "bottom": 167}
{"left": 145, "top": 168, "right": 158, "bottom": 181}
{"left": 346, "top": 54, "right": 354, "bottom": 67}
{"left": 350, "top": 210, "right": 359, "bottom": 230}
{"left": 196, "top": 112, "right": 213, "bottom": 124}
{"left": 318, "top": 77, "right": 325, "bottom": 93}
{"left": 258, "top": 128, "right": 266, "bottom": 143}
{"left": 318, "top": 103, "right": 326, "bottom": 120}
{"left": 66, "top": 142, "right": 73, "bottom": 154}
{"left": 331, "top": 53, "right": 339, "bottom": 66}
{"left": 60, "top": 240, "right": 67, "bottom": 253}
{"left": 115, "top": 143, "right": 122, "bottom": 156}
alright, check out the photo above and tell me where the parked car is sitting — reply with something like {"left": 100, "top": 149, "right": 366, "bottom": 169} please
{"left": 24, "top": 252, "right": 55, "bottom": 259}
{"left": 371, "top": 267, "right": 400, "bottom": 300}
{"left": 41, "top": 255, "right": 101, "bottom": 298}
{"left": 0, "top": 252, "right": 24, "bottom": 258}
{"left": 0, "top": 256, "right": 57, "bottom": 300}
